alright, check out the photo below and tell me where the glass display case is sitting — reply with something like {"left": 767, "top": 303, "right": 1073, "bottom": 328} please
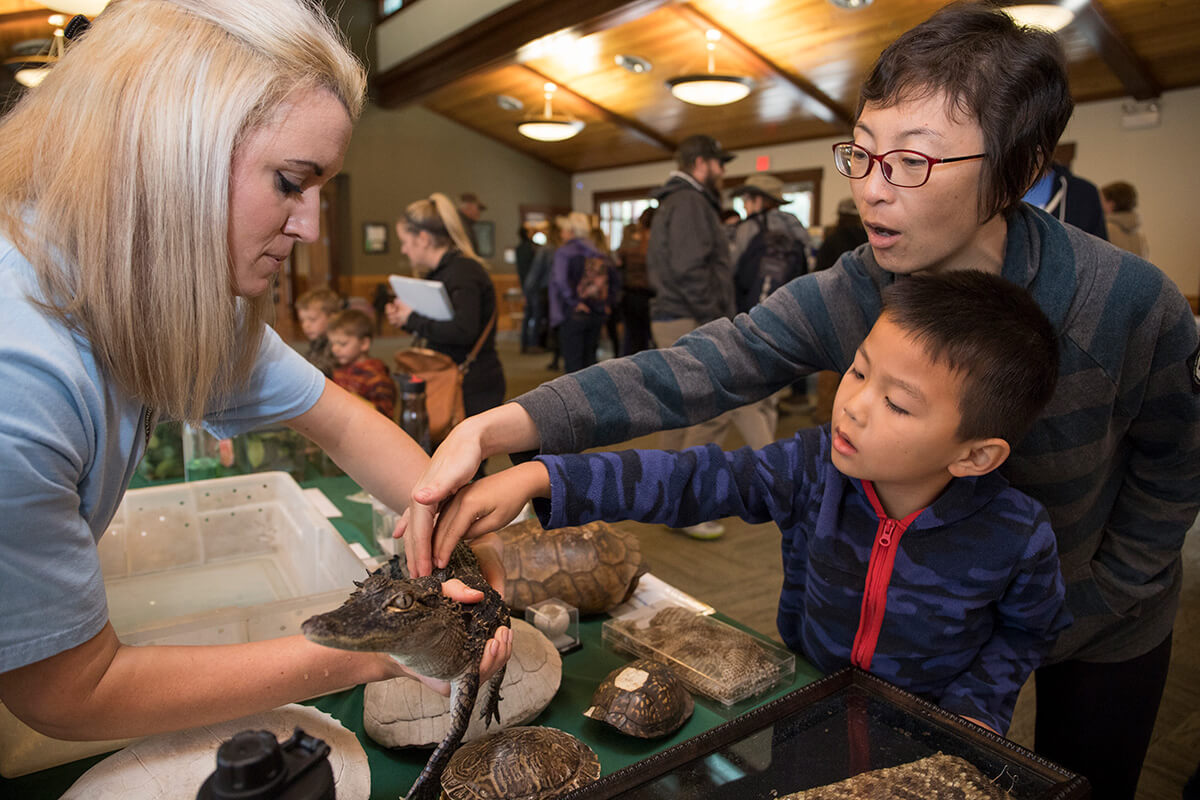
{"left": 564, "top": 667, "right": 1088, "bottom": 800}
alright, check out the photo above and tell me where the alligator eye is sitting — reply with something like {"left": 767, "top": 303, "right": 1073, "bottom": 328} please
{"left": 388, "top": 592, "right": 414, "bottom": 611}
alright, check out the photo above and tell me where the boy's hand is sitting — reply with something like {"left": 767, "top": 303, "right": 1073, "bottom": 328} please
{"left": 396, "top": 463, "right": 550, "bottom": 576}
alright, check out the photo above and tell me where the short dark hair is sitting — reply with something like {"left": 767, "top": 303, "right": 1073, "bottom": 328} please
{"left": 880, "top": 271, "right": 1058, "bottom": 446}
{"left": 328, "top": 309, "right": 373, "bottom": 340}
{"left": 1101, "top": 181, "right": 1137, "bottom": 212}
{"left": 858, "top": 2, "right": 1072, "bottom": 222}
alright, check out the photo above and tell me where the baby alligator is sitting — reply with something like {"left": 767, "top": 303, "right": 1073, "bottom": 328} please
{"left": 302, "top": 544, "right": 509, "bottom": 800}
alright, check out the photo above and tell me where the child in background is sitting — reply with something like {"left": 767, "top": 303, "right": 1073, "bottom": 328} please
{"left": 427, "top": 271, "right": 1071, "bottom": 735}
{"left": 295, "top": 287, "right": 341, "bottom": 377}
{"left": 328, "top": 309, "right": 396, "bottom": 419}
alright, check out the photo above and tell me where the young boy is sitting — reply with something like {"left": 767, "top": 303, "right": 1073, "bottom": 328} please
{"left": 295, "top": 287, "right": 341, "bottom": 377}
{"left": 433, "top": 271, "right": 1070, "bottom": 735}
{"left": 328, "top": 309, "right": 397, "bottom": 419}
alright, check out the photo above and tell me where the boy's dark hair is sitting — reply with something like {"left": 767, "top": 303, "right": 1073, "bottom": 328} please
{"left": 858, "top": 2, "right": 1072, "bottom": 222}
{"left": 1101, "top": 181, "right": 1137, "bottom": 212}
{"left": 295, "top": 286, "right": 342, "bottom": 315}
{"left": 881, "top": 271, "right": 1058, "bottom": 446}
{"left": 327, "top": 309, "right": 373, "bottom": 341}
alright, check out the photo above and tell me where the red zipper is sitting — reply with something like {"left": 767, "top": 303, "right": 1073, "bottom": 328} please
{"left": 850, "top": 481, "right": 924, "bottom": 670}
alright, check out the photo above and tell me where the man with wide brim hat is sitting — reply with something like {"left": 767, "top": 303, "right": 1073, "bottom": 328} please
{"left": 730, "top": 173, "right": 787, "bottom": 207}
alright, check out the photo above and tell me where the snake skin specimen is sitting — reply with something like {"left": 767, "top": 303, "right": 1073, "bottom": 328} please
{"left": 780, "top": 753, "right": 1014, "bottom": 800}
{"left": 609, "top": 605, "right": 783, "bottom": 703}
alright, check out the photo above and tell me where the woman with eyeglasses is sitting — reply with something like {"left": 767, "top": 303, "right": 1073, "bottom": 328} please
{"left": 406, "top": 4, "right": 1198, "bottom": 798}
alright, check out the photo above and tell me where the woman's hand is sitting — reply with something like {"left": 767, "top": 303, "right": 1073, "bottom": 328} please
{"left": 386, "top": 298, "right": 414, "bottom": 328}
{"left": 402, "top": 405, "right": 541, "bottom": 577}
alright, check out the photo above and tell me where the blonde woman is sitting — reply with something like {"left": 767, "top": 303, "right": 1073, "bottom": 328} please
{"left": 0, "top": 0, "right": 508, "bottom": 743}
{"left": 387, "top": 194, "right": 505, "bottom": 422}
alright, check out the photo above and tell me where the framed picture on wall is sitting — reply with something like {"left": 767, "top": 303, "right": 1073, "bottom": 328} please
{"left": 363, "top": 222, "right": 388, "bottom": 254}
{"left": 473, "top": 221, "right": 495, "bottom": 257}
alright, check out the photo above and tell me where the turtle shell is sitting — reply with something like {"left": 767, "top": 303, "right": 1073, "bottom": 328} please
{"left": 498, "top": 519, "right": 647, "bottom": 614}
{"left": 583, "top": 659, "right": 694, "bottom": 738}
{"left": 441, "top": 726, "right": 600, "bottom": 800}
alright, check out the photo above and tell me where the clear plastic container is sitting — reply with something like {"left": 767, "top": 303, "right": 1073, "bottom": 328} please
{"left": 0, "top": 471, "right": 372, "bottom": 777}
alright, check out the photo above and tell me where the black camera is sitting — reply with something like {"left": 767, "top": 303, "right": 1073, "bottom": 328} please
{"left": 197, "top": 727, "right": 335, "bottom": 800}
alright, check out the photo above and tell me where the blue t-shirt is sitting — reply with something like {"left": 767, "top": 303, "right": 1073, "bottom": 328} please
{"left": 0, "top": 235, "right": 325, "bottom": 672}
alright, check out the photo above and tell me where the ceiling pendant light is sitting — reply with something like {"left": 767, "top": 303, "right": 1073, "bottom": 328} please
{"left": 667, "top": 29, "right": 752, "bottom": 107}
{"left": 999, "top": 0, "right": 1077, "bottom": 32}
{"left": 517, "top": 82, "right": 584, "bottom": 142}
{"left": 8, "top": 28, "right": 64, "bottom": 88}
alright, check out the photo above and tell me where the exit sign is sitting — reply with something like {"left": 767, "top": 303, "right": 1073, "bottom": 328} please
{"left": 756, "top": 155, "right": 771, "bottom": 171}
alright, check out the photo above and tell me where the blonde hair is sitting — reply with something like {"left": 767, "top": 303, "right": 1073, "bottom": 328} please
{"left": 296, "top": 286, "right": 343, "bottom": 315}
{"left": 327, "top": 309, "right": 373, "bottom": 340}
{"left": 0, "top": 0, "right": 365, "bottom": 423}
{"left": 401, "top": 192, "right": 486, "bottom": 267}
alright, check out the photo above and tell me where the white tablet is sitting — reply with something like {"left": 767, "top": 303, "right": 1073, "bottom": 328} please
{"left": 388, "top": 274, "right": 453, "bottom": 321}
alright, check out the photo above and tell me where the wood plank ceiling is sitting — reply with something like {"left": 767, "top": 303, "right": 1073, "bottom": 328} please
{"left": 3, "top": 1, "right": 1197, "bottom": 173}
{"left": 376, "top": 0, "right": 1200, "bottom": 173}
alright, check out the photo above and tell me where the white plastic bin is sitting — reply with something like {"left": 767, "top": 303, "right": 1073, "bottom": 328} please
{"left": 0, "top": 472, "right": 371, "bottom": 777}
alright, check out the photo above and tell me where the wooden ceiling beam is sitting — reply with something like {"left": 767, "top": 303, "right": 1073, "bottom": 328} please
{"left": 1071, "top": 0, "right": 1160, "bottom": 101}
{"left": 670, "top": 2, "right": 854, "bottom": 131}
{"left": 520, "top": 64, "right": 676, "bottom": 154}
{"left": 375, "top": 0, "right": 670, "bottom": 109}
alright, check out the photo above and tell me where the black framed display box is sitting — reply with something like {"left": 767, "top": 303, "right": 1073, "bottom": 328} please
{"left": 564, "top": 667, "right": 1089, "bottom": 800}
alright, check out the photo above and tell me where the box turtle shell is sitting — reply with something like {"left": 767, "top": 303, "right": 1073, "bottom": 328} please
{"left": 440, "top": 726, "right": 600, "bottom": 800}
{"left": 584, "top": 658, "right": 694, "bottom": 738}
{"left": 498, "top": 520, "right": 647, "bottom": 614}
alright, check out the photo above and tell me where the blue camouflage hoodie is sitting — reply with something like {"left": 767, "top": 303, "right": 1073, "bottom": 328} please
{"left": 535, "top": 424, "right": 1070, "bottom": 734}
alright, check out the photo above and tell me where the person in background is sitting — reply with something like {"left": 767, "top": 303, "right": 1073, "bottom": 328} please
{"left": 0, "top": 0, "right": 509, "bottom": 745}
{"left": 1101, "top": 181, "right": 1149, "bottom": 258}
{"left": 295, "top": 286, "right": 341, "bottom": 377}
{"left": 615, "top": 207, "right": 656, "bottom": 356}
{"left": 457, "top": 191, "right": 486, "bottom": 253}
{"left": 328, "top": 309, "right": 396, "bottom": 419}
{"left": 408, "top": 5, "right": 1199, "bottom": 797}
{"left": 371, "top": 282, "right": 393, "bottom": 335}
{"left": 549, "top": 212, "right": 615, "bottom": 374}
{"left": 810, "top": 197, "right": 871, "bottom": 423}
{"left": 815, "top": 197, "right": 869, "bottom": 273}
{"left": 720, "top": 208, "right": 741, "bottom": 245}
{"left": 526, "top": 223, "right": 561, "bottom": 369}
{"left": 432, "top": 271, "right": 1071, "bottom": 737}
{"left": 646, "top": 135, "right": 776, "bottom": 539}
{"left": 728, "top": 172, "right": 812, "bottom": 442}
{"left": 1023, "top": 161, "right": 1108, "bottom": 240}
{"left": 387, "top": 193, "right": 504, "bottom": 422}
{"left": 589, "top": 213, "right": 623, "bottom": 359}
{"left": 515, "top": 225, "right": 540, "bottom": 353}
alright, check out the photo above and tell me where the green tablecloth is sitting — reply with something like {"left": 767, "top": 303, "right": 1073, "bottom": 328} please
{"left": 1, "top": 475, "right": 823, "bottom": 798}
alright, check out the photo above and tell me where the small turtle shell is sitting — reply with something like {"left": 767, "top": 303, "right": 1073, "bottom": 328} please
{"left": 499, "top": 520, "right": 647, "bottom": 614}
{"left": 441, "top": 726, "right": 600, "bottom": 800}
{"left": 583, "top": 659, "right": 694, "bottom": 738}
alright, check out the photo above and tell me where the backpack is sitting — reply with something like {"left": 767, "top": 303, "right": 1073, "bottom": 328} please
{"left": 734, "top": 214, "right": 809, "bottom": 313}
{"left": 576, "top": 254, "right": 611, "bottom": 303}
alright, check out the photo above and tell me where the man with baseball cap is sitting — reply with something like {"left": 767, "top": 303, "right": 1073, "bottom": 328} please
{"left": 645, "top": 135, "right": 773, "bottom": 540}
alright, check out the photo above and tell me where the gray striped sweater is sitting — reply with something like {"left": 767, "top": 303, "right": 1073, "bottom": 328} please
{"left": 514, "top": 204, "right": 1200, "bottom": 664}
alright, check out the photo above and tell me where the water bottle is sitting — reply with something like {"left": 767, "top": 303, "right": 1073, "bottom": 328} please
{"left": 196, "top": 727, "right": 334, "bottom": 800}
{"left": 397, "top": 375, "right": 432, "bottom": 454}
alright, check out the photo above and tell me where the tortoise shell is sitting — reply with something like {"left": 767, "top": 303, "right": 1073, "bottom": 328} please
{"left": 440, "top": 726, "right": 600, "bottom": 800}
{"left": 498, "top": 519, "right": 647, "bottom": 614}
{"left": 584, "top": 659, "right": 694, "bottom": 738}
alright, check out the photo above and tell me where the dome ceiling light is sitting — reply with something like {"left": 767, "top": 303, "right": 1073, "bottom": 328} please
{"left": 666, "top": 29, "right": 752, "bottom": 107}
{"left": 517, "top": 82, "right": 584, "bottom": 142}
{"left": 999, "top": 1, "right": 1078, "bottom": 32}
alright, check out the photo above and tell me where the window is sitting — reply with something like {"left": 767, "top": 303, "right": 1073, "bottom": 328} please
{"left": 381, "top": 0, "right": 403, "bottom": 15}
{"left": 594, "top": 187, "right": 658, "bottom": 252}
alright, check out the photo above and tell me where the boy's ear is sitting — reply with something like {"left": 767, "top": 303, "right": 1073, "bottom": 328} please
{"left": 948, "top": 438, "right": 1010, "bottom": 478}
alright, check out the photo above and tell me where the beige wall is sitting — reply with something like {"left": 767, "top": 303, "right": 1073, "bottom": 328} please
{"left": 339, "top": 103, "right": 570, "bottom": 277}
{"left": 570, "top": 86, "right": 1200, "bottom": 298}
